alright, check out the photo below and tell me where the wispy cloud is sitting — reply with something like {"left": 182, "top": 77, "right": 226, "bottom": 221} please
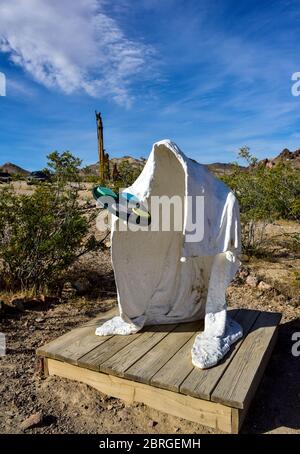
{"left": 0, "top": 0, "right": 154, "bottom": 106}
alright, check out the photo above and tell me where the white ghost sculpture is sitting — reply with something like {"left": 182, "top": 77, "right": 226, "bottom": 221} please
{"left": 96, "top": 140, "right": 243, "bottom": 369}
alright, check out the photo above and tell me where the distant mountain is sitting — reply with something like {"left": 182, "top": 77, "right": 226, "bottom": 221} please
{"left": 4, "top": 146, "right": 300, "bottom": 180}
{"left": 82, "top": 156, "right": 242, "bottom": 177}
{"left": 82, "top": 156, "right": 145, "bottom": 176}
{"left": 0, "top": 162, "right": 30, "bottom": 176}
{"left": 110, "top": 156, "right": 146, "bottom": 169}
{"left": 260, "top": 148, "right": 300, "bottom": 169}
{"left": 206, "top": 162, "right": 244, "bottom": 175}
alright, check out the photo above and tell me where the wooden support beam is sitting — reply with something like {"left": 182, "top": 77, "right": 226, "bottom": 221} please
{"left": 45, "top": 358, "right": 239, "bottom": 433}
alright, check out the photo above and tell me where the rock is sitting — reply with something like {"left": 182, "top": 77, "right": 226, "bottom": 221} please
{"left": 73, "top": 278, "right": 90, "bottom": 295}
{"left": 21, "top": 298, "right": 41, "bottom": 309}
{"left": 148, "top": 420, "right": 158, "bottom": 428}
{"left": 61, "top": 282, "right": 76, "bottom": 301}
{"left": 289, "top": 297, "right": 300, "bottom": 307}
{"left": 240, "top": 254, "right": 250, "bottom": 263}
{"left": 246, "top": 275, "right": 258, "bottom": 287}
{"left": 274, "top": 294, "right": 286, "bottom": 303}
{"left": 10, "top": 297, "right": 49, "bottom": 310}
{"left": 118, "top": 408, "right": 130, "bottom": 420}
{"left": 40, "top": 295, "right": 60, "bottom": 305}
{"left": 20, "top": 411, "right": 43, "bottom": 431}
{"left": 34, "top": 357, "right": 45, "bottom": 377}
{"left": 1, "top": 300, "right": 24, "bottom": 315}
{"left": 237, "top": 267, "right": 250, "bottom": 281}
{"left": 257, "top": 281, "right": 272, "bottom": 292}
{"left": 9, "top": 298, "right": 25, "bottom": 312}
{"left": 35, "top": 317, "right": 44, "bottom": 323}
{"left": 105, "top": 239, "right": 112, "bottom": 248}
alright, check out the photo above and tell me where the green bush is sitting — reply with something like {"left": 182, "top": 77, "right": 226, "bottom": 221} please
{"left": 112, "top": 160, "right": 142, "bottom": 191}
{"left": 221, "top": 147, "right": 300, "bottom": 255}
{"left": 0, "top": 152, "right": 101, "bottom": 292}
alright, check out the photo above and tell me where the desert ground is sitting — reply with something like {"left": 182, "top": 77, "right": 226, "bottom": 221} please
{"left": 0, "top": 184, "right": 299, "bottom": 434}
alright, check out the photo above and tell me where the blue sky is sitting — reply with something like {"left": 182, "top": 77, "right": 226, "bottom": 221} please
{"left": 1, "top": 0, "right": 300, "bottom": 170}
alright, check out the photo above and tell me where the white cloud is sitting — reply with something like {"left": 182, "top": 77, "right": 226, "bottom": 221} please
{"left": 0, "top": 0, "right": 153, "bottom": 106}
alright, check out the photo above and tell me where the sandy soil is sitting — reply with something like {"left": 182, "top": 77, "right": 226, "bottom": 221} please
{"left": 0, "top": 220, "right": 300, "bottom": 434}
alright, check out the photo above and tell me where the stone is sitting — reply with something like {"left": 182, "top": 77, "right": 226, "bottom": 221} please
{"left": 289, "top": 297, "right": 300, "bottom": 307}
{"left": 246, "top": 275, "right": 259, "bottom": 287}
{"left": 237, "top": 266, "right": 250, "bottom": 281}
{"left": 257, "top": 281, "right": 272, "bottom": 292}
{"left": 274, "top": 294, "right": 286, "bottom": 303}
{"left": 118, "top": 408, "right": 130, "bottom": 420}
{"left": 9, "top": 298, "right": 25, "bottom": 312}
{"left": 20, "top": 411, "right": 43, "bottom": 431}
{"left": 240, "top": 254, "right": 250, "bottom": 263}
{"left": 61, "top": 282, "right": 76, "bottom": 300}
{"left": 40, "top": 294, "right": 60, "bottom": 305}
{"left": 148, "top": 420, "right": 158, "bottom": 428}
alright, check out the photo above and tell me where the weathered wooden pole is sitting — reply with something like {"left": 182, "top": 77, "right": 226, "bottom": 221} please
{"left": 95, "top": 111, "right": 105, "bottom": 183}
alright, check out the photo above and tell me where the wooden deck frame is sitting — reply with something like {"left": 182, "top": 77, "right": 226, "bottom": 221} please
{"left": 37, "top": 309, "right": 281, "bottom": 434}
{"left": 43, "top": 357, "right": 240, "bottom": 433}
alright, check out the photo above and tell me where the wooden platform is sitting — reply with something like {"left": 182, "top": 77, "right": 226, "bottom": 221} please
{"left": 36, "top": 308, "right": 281, "bottom": 433}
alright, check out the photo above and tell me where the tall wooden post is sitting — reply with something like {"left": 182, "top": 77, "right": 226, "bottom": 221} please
{"left": 95, "top": 111, "right": 105, "bottom": 183}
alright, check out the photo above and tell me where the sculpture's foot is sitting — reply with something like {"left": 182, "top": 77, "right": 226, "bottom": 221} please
{"left": 95, "top": 316, "right": 140, "bottom": 336}
{"left": 191, "top": 318, "right": 243, "bottom": 369}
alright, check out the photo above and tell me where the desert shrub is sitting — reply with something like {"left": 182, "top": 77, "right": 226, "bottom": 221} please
{"left": 81, "top": 160, "right": 142, "bottom": 190}
{"left": 83, "top": 175, "right": 101, "bottom": 184}
{"left": 112, "top": 160, "right": 142, "bottom": 191}
{"left": 11, "top": 173, "right": 26, "bottom": 181}
{"left": 222, "top": 147, "right": 300, "bottom": 255}
{"left": 0, "top": 152, "right": 102, "bottom": 292}
{"left": 46, "top": 150, "right": 82, "bottom": 184}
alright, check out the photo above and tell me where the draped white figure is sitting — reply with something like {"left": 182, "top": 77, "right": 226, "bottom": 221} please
{"left": 96, "top": 140, "right": 243, "bottom": 369}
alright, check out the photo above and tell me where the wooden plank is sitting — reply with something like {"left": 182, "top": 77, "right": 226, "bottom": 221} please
{"left": 232, "top": 328, "right": 279, "bottom": 433}
{"left": 180, "top": 309, "right": 260, "bottom": 400}
{"left": 78, "top": 330, "right": 144, "bottom": 371}
{"left": 150, "top": 309, "right": 237, "bottom": 393}
{"left": 150, "top": 331, "right": 200, "bottom": 392}
{"left": 231, "top": 408, "right": 241, "bottom": 434}
{"left": 125, "top": 321, "right": 199, "bottom": 384}
{"left": 36, "top": 308, "right": 117, "bottom": 364}
{"left": 46, "top": 358, "right": 234, "bottom": 433}
{"left": 211, "top": 311, "right": 281, "bottom": 409}
{"left": 100, "top": 324, "right": 178, "bottom": 377}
